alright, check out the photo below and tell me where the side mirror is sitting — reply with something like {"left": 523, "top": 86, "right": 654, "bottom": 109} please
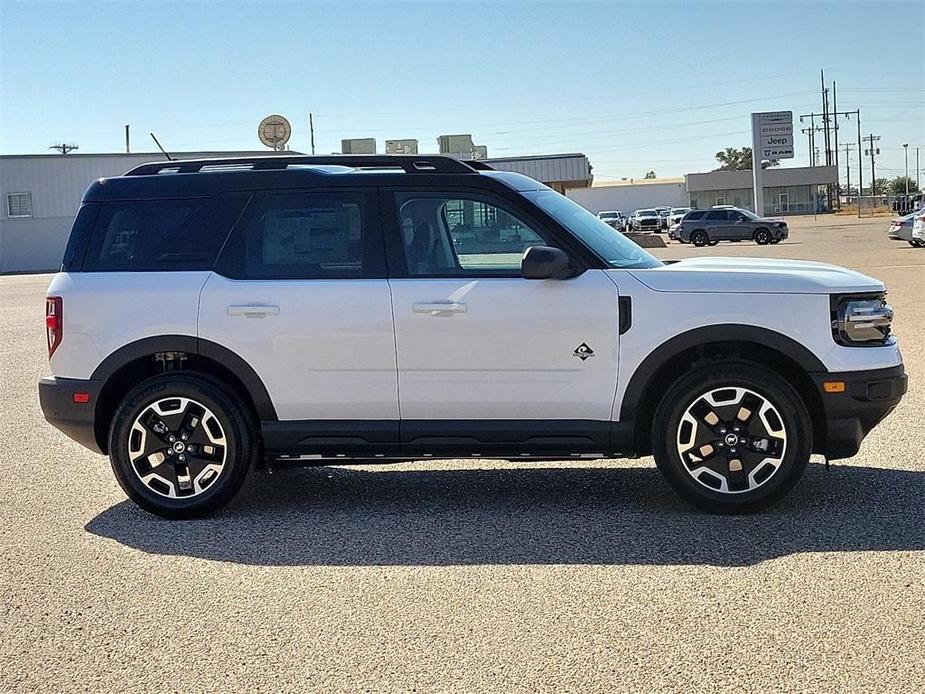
{"left": 522, "top": 246, "right": 573, "bottom": 280}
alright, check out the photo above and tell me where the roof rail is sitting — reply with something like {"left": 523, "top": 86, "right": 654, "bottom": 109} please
{"left": 124, "top": 155, "right": 479, "bottom": 176}
{"left": 463, "top": 159, "right": 495, "bottom": 171}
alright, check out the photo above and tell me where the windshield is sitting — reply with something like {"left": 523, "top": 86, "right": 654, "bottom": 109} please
{"left": 671, "top": 208, "right": 690, "bottom": 214}
{"left": 639, "top": 210, "right": 657, "bottom": 216}
{"left": 738, "top": 208, "right": 760, "bottom": 220}
{"left": 599, "top": 211, "right": 620, "bottom": 218}
{"left": 526, "top": 191, "right": 662, "bottom": 269}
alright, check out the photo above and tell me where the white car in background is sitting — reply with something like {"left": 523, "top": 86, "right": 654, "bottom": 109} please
{"left": 597, "top": 210, "right": 626, "bottom": 231}
{"left": 912, "top": 212, "right": 925, "bottom": 248}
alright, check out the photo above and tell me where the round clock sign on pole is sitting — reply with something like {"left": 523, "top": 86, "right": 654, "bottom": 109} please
{"left": 258, "top": 114, "right": 291, "bottom": 151}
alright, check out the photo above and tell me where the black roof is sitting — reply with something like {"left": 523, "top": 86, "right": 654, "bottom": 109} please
{"left": 83, "top": 155, "right": 500, "bottom": 201}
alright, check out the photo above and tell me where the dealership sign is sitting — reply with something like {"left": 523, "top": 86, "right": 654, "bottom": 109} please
{"left": 755, "top": 111, "right": 794, "bottom": 159}
{"left": 750, "top": 110, "right": 795, "bottom": 216}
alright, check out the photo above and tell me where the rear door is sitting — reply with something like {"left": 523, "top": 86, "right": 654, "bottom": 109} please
{"left": 383, "top": 188, "right": 620, "bottom": 455}
{"left": 198, "top": 188, "right": 399, "bottom": 448}
{"left": 704, "top": 210, "right": 728, "bottom": 238}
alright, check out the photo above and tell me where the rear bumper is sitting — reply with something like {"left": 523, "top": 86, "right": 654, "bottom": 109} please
{"left": 38, "top": 376, "right": 103, "bottom": 454}
{"left": 812, "top": 364, "right": 907, "bottom": 460}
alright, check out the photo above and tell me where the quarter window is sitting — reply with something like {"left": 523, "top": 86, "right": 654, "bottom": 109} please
{"left": 82, "top": 193, "right": 249, "bottom": 272}
{"left": 218, "top": 190, "right": 382, "bottom": 280}
{"left": 396, "top": 193, "right": 549, "bottom": 275}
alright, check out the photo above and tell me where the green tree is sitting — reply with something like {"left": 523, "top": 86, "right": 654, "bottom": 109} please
{"left": 713, "top": 146, "right": 780, "bottom": 171}
{"left": 644, "top": 170, "right": 657, "bottom": 179}
{"left": 885, "top": 176, "right": 920, "bottom": 196}
{"left": 869, "top": 177, "right": 890, "bottom": 196}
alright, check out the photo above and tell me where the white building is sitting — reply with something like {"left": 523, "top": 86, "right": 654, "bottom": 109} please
{"left": 484, "top": 153, "right": 592, "bottom": 194}
{"left": 0, "top": 151, "right": 286, "bottom": 273}
{"left": 566, "top": 177, "right": 687, "bottom": 214}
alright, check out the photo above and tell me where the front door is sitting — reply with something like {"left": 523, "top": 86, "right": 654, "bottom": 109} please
{"left": 383, "top": 189, "right": 621, "bottom": 455}
{"left": 198, "top": 188, "right": 399, "bottom": 452}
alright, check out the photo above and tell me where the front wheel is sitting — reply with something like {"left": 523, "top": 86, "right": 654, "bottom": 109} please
{"left": 754, "top": 228, "right": 771, "bottom": 245}
{"left": 651, "top": 362, "right": 812, "bottom": 513}
{"left": 108, "top": 373, "right": 256, "bottom": 518}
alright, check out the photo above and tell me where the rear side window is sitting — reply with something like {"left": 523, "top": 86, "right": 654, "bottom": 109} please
{"left": 216, "top": 190, "right": 384, "bottom": 280}
{"left": 684, "top": 210, "right": 705, "bottom": 220}
{"left": 705, "top": 210, "right": 727, "bottom": 221}
{"left": 82, "top": 193, "right": 249, "bottom": 272}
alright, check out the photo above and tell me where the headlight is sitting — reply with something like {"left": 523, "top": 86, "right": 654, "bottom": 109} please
{"left": 831, "top": 294, "right": 893, "bottom": 345}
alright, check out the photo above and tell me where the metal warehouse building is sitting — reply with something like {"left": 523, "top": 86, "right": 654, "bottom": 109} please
{"left": 0, "top": 151, "right": 286, "bottom": 273}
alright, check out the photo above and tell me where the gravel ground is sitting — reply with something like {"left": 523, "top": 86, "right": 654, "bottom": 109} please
{"left": 1, "top": 215, "right": 923, "bottom": 693}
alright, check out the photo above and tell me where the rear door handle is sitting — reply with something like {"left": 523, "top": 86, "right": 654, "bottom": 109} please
{"left": 413, "top": 301, "right": 468, "bottom": 316}
{"left": 227, "top": 304, "right": 280, "bottom": 317}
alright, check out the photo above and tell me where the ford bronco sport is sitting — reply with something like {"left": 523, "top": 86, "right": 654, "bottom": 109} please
{"left": 39, "top": 155, "right": 907, "bottom": 518}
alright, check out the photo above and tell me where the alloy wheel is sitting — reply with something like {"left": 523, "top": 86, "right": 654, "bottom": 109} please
{"left": 675, "top": 386, "right": 787, "bottom": 494}
{"left": 128, "top": 396, "right": 228, "bottom": 499}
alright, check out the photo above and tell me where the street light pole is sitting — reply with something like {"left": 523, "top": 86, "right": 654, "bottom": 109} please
{"left": 904, "top": 143, "right": 909, "bottom": 196}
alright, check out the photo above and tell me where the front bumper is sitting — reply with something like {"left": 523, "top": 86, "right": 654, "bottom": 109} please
{"left": 812, "top": 364, "right": 907, "bottom": 460}
{"left": 38, "top": 376, "right": 104, "bottom": 454}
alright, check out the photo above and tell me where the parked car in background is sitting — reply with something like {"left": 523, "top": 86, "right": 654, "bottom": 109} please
{"left": 629, "top": 209, "right": 662, "bottom": 232}
{"left": 888, "top": 210, "right": 925, "bottom": 247}
{"left": 675, "top": 207, "right": 789, "bottom": 247}
{"left": 668, "top": 207, "right": 692, "bottom": 227}
{"left": 911, "top": 212, "right": 925, "bottom": 248}
{"left": 655, "top": 206, "right": 671, "bottom": 230}
{"left": 597, "top": 210, "right": 626, "bottom": 231}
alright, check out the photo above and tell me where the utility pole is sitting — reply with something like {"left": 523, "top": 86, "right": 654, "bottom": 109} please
{"left": 917, "top": 146, "right": 920, "bottom": 192}
{"left": 49, "top": 143, "right": 78, "bottom": 155}
{"left": 842, "top": 143, "right": 852, "bottom": 205}
{"left": 864, "top": 133, "right": 881, "bottom": 195}
{"left": 832, "top": 81, "right": 840, "bottom": 209}
{"left": 309, "top": 113, "right": 316, "bottom": 155}
{"left": 125, "top": 124, "right": 130, "bottom": 153}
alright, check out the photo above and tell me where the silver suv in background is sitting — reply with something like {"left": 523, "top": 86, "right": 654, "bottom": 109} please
{"left": 629, "top": 209, "right": 662, "bottom": 232}
{"left": 673, "top": 207, "right": 789, "bottom": 246}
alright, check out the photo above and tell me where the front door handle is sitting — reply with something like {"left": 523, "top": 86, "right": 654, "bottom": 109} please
{"left": 413, "top": 301, "right": 468, "bottom": 316}
{"left": 227, "top": 304, "right": 280, "bottom": 317}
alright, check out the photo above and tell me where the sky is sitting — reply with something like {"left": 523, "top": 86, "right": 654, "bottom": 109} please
{"left": 1, "top": 0, "right": 923, "bottom": 183}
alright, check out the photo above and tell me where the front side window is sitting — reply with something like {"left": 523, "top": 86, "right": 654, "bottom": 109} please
{"left": 525, "top": 190, "right": 661, "bottom": 269}
{"left": 396, "top": 193, "right": 549, "bottom": 275}
{"left": 219, "top": 190, "right": 381, "bottom": 280}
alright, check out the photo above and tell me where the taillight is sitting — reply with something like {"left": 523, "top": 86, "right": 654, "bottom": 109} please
{"left": 45, "top": 297, "right": 62, "bottom": 358}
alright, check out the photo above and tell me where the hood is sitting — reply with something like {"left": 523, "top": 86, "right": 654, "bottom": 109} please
{"left": 627, "top": 257, "right": 885, "bottom": 294}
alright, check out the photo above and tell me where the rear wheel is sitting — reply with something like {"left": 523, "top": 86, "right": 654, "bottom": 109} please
{"left": 652, "top": 362, "right": 811, "bottom": 513}
{"left": 754, "top": 228, "right": 771, "bottom": 245}
{"left": 108, "top": 373, "right": 256, "bottom": 518}
{"left": 691, "top": 230, "right": 708, "bottom": 247}
{"left": 909, "top": 239, "right": 925, "bottom": 248}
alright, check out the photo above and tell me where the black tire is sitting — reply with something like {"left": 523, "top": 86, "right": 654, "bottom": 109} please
{"left": 691, "top": 230, "right": 708, "bottom": 247}
{"left": 651, "top": 362, "right": 812, "bottom": 514}
{"left": 754, "top": 228, "right": 771, "bottom": 245}
{"left": 909, "top": 239, "right": 925, "bottom": 248}
{"left": 108, "top": 372, "right": 257, "bottom": 519}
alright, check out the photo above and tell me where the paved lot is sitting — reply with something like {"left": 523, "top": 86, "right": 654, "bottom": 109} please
{"left": 1, "top": 215, "right": 923, "bottom": 693}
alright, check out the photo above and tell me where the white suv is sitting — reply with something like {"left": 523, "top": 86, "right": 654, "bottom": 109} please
{"left": 39, "top": 155, "right": 907, "bottom": 518}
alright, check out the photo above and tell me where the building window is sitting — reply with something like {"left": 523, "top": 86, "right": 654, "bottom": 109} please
{"left": 7, "top": 192, "right": 33, "bottom": 218}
